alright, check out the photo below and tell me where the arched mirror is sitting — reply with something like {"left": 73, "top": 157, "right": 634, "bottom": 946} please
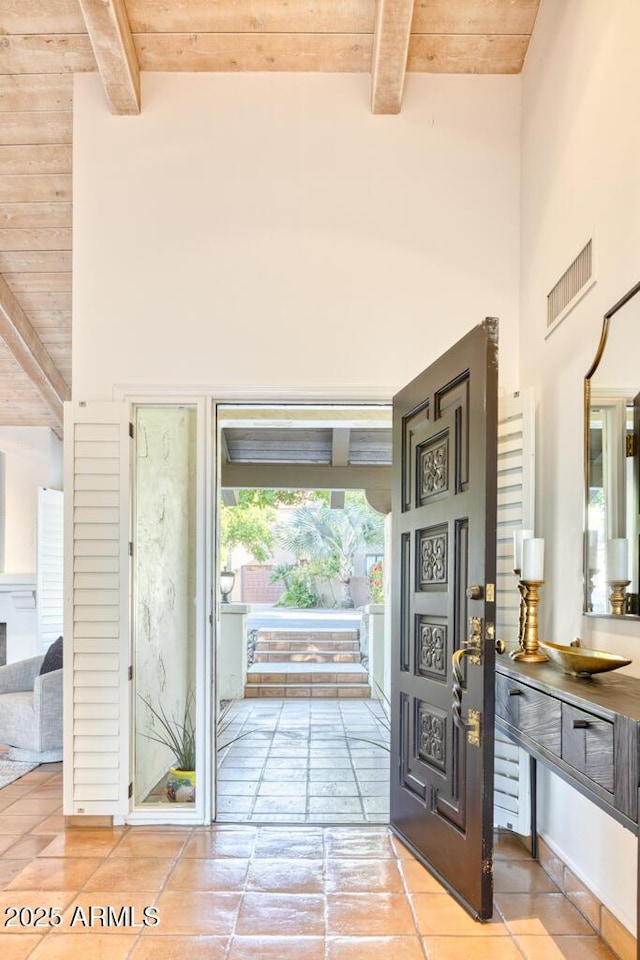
{"left": 584, "top": 280, "right": 640, "bottom": 617}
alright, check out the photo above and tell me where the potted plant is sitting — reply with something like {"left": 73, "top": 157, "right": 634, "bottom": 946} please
{"left": 139, "top": 690, "right": 196, "bottom": 802}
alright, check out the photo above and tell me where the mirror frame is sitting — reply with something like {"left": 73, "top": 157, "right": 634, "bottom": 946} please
{"left": 584, "top": 278, "right": 640, "bottom": 617}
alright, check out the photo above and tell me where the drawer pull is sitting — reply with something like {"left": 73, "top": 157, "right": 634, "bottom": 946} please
{"left": 508, "top": 688, "right": 522, "bottom": 696}
{"left": 572, "top": 719, "right": 590, "bottom": 729}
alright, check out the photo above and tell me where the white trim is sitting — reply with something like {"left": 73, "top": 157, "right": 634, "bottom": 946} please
{"left": 0, "top": 574, "right": 36, "bottom": 590}
{"left": 126, "top": 808, "right": 203, "bottom": 826}
{"left": 123, "top": 392, "right": 392, "bottom": 823}
{"left": 204, "top": 397, "right": 215, "bottom": 826}
{"left": 112, "top": 384, "right": 397, "bottom": 403}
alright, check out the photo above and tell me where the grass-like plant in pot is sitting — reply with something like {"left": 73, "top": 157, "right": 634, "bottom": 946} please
{"left": 139, "top": 690, "right": 196, "bottom": 802}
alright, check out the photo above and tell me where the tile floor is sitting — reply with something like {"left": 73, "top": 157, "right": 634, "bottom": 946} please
{"left": 0, "top": 761, "right": 621, "bottom": 959}
{"left": 216, "top": 699, "right": 390, "bottom": 823}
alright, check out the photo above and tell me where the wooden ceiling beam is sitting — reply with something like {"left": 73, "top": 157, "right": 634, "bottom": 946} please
{"left": 330, "top": 428, "right": 350, "bottom": 509}
{"left": 220, "top": 431, "right": 238, "bottom": 505}
{"left": 0, "top": 273, "right": 69, "bottom": 434}
{"left": 371, "top": 0, "right": 416, "bottom": 114}
{"left": 77, "top": 0, "right": 140, "bottom": 115}
{"left": 222, "top": 462, "right": 391, "bottom": 493}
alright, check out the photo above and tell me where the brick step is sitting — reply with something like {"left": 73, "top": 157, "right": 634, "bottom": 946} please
{"left": 254, "top": 651, "right": 361, "bottom": 664}
{"left": 254, "top": 640, "right": 360, "bottom": 653}
{"left": 247, "top": 668, "right": 367, "bottom": 685}
{"left": 256, "top": 630, "right": 359, "bottom": 643}
{"left": 244, "top": 683, "right": 371, "bottom": 699}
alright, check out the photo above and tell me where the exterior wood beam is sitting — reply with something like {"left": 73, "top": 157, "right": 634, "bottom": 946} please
{"left": 222, "top": 462, "right": 391, "bottom": 493}
{"left": 330, "top": 428, "right": 350, "bottom": 509}
{"left": 371, "top": 0, "right": 415, "bottom": 114}
{"left": 77, "top": 0, "right": 140, "bottom": 115}
{"left": 0, "top": 273, "right": 69, "bottom": 434}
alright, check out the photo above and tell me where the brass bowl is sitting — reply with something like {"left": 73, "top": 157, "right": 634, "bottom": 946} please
{"left": 538, "top": 641, "right": 631, "bottom": 678}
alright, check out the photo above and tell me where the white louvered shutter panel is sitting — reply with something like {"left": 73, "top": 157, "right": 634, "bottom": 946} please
{"left": 37, "top": 487, "right": 64, "bottom": 654}
{"left": 493, "top": 390, "right": 535, "bottom": 835}
{"left": 63, "top": 402, "right": 132, "bottom": 817}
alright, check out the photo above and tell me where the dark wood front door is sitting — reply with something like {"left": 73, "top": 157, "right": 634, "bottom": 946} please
{"left": 390, "top": 319, "right": 498, "bottom": 920}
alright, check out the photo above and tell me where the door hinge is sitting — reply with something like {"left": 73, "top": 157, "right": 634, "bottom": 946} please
{"left": 463, "top": 616, "right": 483, "bottom": 665}
{"left": 626, "top": 432, "right": 636, "bottom": 457}
{"left": 128, "top": 782, "right": 133, "bottom": 799}
{"left": 129, "top": 422, "right": 134, "bottom": 439}
{"left": 129, "top": 541, "right": 133, "bottom": 557}
{"left": 128, "top": 665, "right": 133, "bottom": 681}
{"left": 467, "top": 709, "right": 481, "bottom": 748}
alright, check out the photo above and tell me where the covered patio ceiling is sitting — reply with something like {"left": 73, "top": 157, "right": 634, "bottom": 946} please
{"left": 219, "top": 405, "right": 392, "bottom": 512}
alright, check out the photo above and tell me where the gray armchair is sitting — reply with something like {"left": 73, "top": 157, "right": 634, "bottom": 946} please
{"left": 0, "top": 655, "right": 63, "bottom": 762}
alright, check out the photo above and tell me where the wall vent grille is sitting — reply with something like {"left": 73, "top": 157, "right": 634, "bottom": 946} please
{"left": 547, "top": 239, "right": 593, "bottom": 329}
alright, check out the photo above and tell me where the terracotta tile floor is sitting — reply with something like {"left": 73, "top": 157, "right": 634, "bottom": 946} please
{"left": 0, "top": 762, "right": 620, "bottom": 959}
{"left": 216, "top": 699, "right": 390, "bottom": 823}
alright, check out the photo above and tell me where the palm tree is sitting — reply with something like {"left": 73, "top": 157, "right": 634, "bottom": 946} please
{"left": 274, "top": 497, "right": 384, "bottom": 608}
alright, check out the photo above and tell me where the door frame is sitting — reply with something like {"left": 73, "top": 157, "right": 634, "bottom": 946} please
{"left": 120, "top": 388, "right": 392, "bottom": 824}
{"left": 212, "top": 398, "right": 392, "bottom": 822}
{"left": 125, "top": 395, "right": 213, "bottom": 826}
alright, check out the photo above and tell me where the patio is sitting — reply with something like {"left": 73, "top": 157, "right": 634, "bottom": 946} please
{"left": 216, "top": 698, "right": 390, "bottom": 824}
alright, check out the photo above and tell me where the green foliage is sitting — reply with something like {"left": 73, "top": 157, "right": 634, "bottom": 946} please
{"left": 273, "top": 493, "right": 384, "bottom": 607}
{"left": 368, "top": 561, "right": 384, "bottom": 603}
{"left": 220, "top": 489, "right": 329, "bottom": 565}
{"left": 139, "top": 689, "right": 196, "bottom": 771}
{"left": 220, "top": 501, "right": 275, "bottom": 565}
{"left": 270, "top": 563, "right": 319, "bottom": 608}
{"left": 277, "top": 579, "right": 319, "bottom": 608}
{"left": 269, "top": 562, "right": 295, "bottom": 586}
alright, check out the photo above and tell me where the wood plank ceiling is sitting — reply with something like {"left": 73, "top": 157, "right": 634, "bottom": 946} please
{"left": 0, "top": 0, "right": 541, "bottom": 435}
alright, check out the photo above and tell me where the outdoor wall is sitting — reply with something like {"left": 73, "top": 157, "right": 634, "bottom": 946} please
{"left": 0, "top": 428, "right": 62, "bottom": 661}
{"left": 73, "top": 71, "right": 521, "bottom": 401}
{"left": 520, "top": 0, "right": 640, "bottom": 934}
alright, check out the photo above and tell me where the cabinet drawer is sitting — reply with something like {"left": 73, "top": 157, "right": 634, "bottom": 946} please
{"left": 561, "top": 703, "right": 614, "bottom": 793}
{"left": 495, "top": 675, "right": 561, "bottom": 755}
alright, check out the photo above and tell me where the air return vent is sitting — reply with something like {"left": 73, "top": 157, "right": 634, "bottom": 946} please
{"left": 546, "top": 239, "right": 594, "bottom": 333}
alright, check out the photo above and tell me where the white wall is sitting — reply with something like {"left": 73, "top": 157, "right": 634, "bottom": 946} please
{"left": 520, "top": 0, "right": 640, "bottom": 934}
{"left": 0, "top": 427, "right": 61, "bottom": 573}
{"left": 0, "top": 428, "right": 62, "bottom": 661}
{"left": 73, "top": 72, "right": 521, "bottom": 401}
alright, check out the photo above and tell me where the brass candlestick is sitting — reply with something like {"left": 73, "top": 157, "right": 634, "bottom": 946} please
{"left": 512, "top": 579, "right": 549, "bottom": 663}
{"left": 510, "top": 568, "right": 526, "bottom": 659}
{"left": 608, "top": 579, "right": 630, "bottom": 616}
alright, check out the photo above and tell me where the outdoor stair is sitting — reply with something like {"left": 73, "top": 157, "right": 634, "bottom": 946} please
{"left": 245, "top": 628, "right": 370, "bottom": 698}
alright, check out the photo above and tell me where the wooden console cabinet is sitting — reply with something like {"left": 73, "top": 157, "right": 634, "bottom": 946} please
{"left": 496, "top": 657, "right": 640, "bottom": 955}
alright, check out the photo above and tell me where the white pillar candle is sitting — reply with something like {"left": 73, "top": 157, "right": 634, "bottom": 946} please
{"left": 587, "top": 530, "right": 598, "bottom": 569}
{"left": 513, "top": 529, "right": 534, "bottom": 571}
{"left": 522, "top": 538, "right": 544, "bottom": 581}
{"left": 607, "top": 538, "right": 628, "bottom": 581}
